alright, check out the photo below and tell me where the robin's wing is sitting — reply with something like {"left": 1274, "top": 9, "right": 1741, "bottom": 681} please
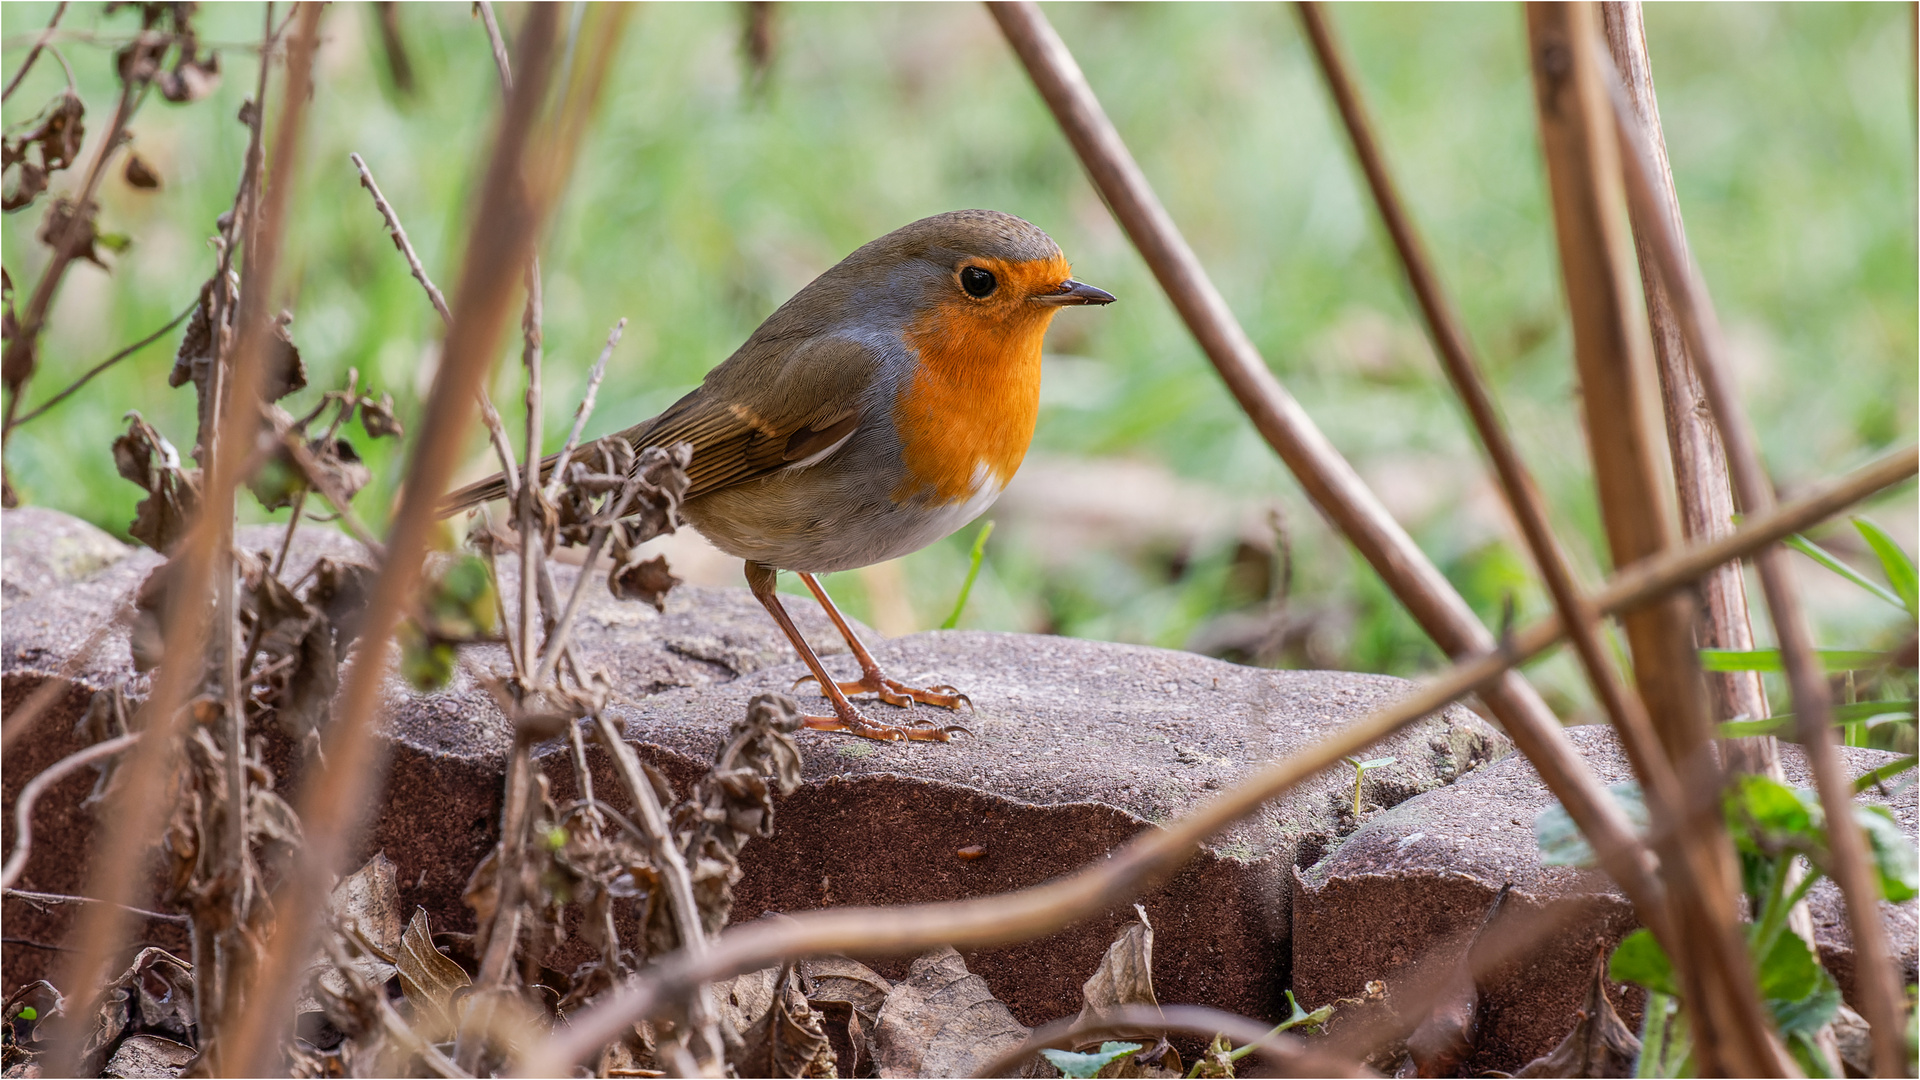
{"left": 629, "top": 334, "right": 880, "bottom": 499}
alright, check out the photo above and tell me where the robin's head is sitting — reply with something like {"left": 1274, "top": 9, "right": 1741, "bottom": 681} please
{"left": 850, "top": 209, "right": 1115, "bottom": 330}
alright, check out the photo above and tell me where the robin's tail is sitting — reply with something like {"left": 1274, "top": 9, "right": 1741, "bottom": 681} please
{"left": 439, "top": 452, "right": 565, "bottom": 518}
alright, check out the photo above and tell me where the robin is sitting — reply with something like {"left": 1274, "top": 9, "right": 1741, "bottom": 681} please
{"left": 444, "top": 209, "right": 1114, "bottom": 741}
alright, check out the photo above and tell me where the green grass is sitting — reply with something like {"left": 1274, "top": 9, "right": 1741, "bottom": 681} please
{"left": 4, "top": 3, "right": 1914, "bottom": 705}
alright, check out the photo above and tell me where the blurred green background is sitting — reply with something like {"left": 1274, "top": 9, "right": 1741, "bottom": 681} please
{"left": 4, "top": 2, "right": 1914, "bottom": 721}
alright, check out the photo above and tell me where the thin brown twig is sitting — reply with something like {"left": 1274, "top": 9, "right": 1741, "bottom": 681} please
{"left": 2, "top": 39, "right": 149, "bottom": 458}
{"left": 3, "top": 888, "right": 187, "bottom": 925}
{"left": 589, "top": 709, "right": 725, "bottom": 1068}
{"left": 477, "top": 0, "right": 514, "bottom": 93}
{"left": 1, "top": 732, "right": 139, "bottom": 890}
{"left": 1603, "top": 49, "right": 1913, "bottom": 1078}
{"left": 517, "top": 263, "right": 544, "bottom": 678}
{"left": 1295, "top": 0, "right": 1689, "bottom": 902}
{"left": 44, "top": 9, "right": 324, "bottom": 1073}
{"left": 219, "top": 10, "right": 610, "bottom": 1071}
{"left": 1, "top": 1, "right": 71, "bottom": 104}
{"left": 972, "top": 1004, "right": 1360, "bottom": 1079}
{"left": 986, "top": 0, "right": 1668, "bottom": 946}
{"left": 348, "top": 150, "right": 522, "bottom": 502}
{"left": 543, "top": 318, "right": 623, "bottom": 504}
{"left": 8, "top": 298, "right": 200, "bottom": 430}
{"left": 520, "top": 440, "right": 1915, "bottom": 1077}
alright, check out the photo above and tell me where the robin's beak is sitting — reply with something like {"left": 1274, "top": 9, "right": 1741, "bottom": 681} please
{"left": 1033, "top": 279, "right": 1116, "bottom": 306}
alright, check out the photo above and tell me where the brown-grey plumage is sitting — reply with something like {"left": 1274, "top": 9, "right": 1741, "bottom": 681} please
{"left": 440, "top": 209, "right": 1113, "bottom": 741}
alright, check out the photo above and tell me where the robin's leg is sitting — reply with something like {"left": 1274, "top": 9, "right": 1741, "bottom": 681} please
{"left": 745, "top": 562, "right": 960, "bottom": 742}
{"left": 793, "top": 571, "right": 973, "bottom": 713}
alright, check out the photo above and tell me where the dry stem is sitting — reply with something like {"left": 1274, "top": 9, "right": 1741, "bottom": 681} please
{"left": 218, "top": 9, "right": 579, "bottom": 1072}
{"left": 348, "top": 150, "right": 522, "bottom": 502}
{"left": 988, "top": 0, "right": 1668, "bottom": 947}
{"left": 1598, "top": 1, "right": 1778, "bottom": 779}
{"left": 1605, "top": 49, "right": 1913, "bottom": 1077}
{"left": 0, "top": 0, "right": 70, "bottom": 104}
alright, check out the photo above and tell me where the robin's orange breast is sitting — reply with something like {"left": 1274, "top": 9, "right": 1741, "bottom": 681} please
{"left": 889, "top": 253, "right": 1069, "bottom": 505}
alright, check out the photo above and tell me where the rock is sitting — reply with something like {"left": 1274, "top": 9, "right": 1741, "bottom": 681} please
{"left": 1, "top": 507, "right": 134, "bottom": 611}
{"left": 569, "top": 630, "right": 1506, "bottom": 1028}
{"left": 1291, "top": 724, "right": 1918, "bottom": 1076}
{"left": 1, "top": 507, "right": 1511, "bottom": 1039}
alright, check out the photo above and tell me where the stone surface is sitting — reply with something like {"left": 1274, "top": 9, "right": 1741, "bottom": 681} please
{"left": 590, "top": 632, "right": 1506, "bottom": 1027}
{"left": 1, "top": 507, "right": 135, "bottom": 611}
{"left": 1, "top": 507, "right": 1510, "bottom": 1039}
{"left": 1292, "top": 724, "right": 1919, "bottom": 1076}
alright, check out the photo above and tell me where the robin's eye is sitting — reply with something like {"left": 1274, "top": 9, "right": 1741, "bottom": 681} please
{"left": 960, "top": 266, "right": 997, "bottom": 299}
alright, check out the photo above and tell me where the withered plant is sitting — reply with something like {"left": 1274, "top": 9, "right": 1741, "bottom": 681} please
{"left": 2, "top": 3, "right": 1915, "bottom": 1079}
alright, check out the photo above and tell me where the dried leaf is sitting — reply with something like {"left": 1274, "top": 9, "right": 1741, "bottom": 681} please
{"left": 102, "top": 1033, "right": 196, "bottom": 1078}
{"left": 315, "top": 854, "right": 404, "bottom": 1004}
{"left": 674, "top": 694, "right": 807, "bottom": 934}
{"left": 1515, "top": 948, "right": 1639, "bottom": 1078}
{"left": 38, "top": 196, "right": 110, "bottom": 266}
{"left": 123, "top": 153, "right": 162, "bottom": 190}
{"left": 395, "top": 907, "right": 471, "bottom": 1038}
{"left": 608, "top": 552, "right": 680, "bottom": 610}
{"left": 2, "top": 93, "right": 84, "bottom": 211}
{"left": 114, "top": 414, "right": 201, "bottom": 552}
{"left": 1188, "top": 1033, "right": 1235, "bottom": 1079}
{"left": 1072, "top": 905, "right": 1162, "bottom": 1042}
{"left": 358, "top": 391, "right": 403, "bottom": 439}
{"left": 308, "top": 557, "right": 376, "bottom": 647}
{"left": 711, "top": 966, "right": 782, "bottom": 1041}
{"left": 156, "top": 53, "right": 221, "bottom": 103}
{"left": 803, "top": 956, "right": 892, "bottom": 1016}
{"left": 735, "top": 971, "right": 836, "bottom": 1079}
{"left": 872, "top": 947, "right": 1029, "bottom": 1079}
{"left": 79, "top": 947, "right": 195, "bottom": 1077}
{"left": 265, "top": 315, "right": 308, "bottom": 402}
{"left": 3, "top": 980, "right": 65, "bottom": 1071}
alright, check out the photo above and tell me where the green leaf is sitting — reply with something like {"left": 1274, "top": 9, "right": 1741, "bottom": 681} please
{"left": 1856, "top": 804, "right": 1919, "bottom": 903}
{"left": 1717, "top": 700, "right": 1916, "bottom": 740}
{"left": 421, "top": 554, "right": 498, "bottom": 640}
{"left": 1609, "top": 929, "right": 1678, "bottom": 998}
{"left": 1755, "top": 930, "right": 1842, "bottom": 1038}
{"left": 1786, "top": 532, "right": 1905, "bottom": 611}
{"left": 1853, "top": 755, "right": 1918, "bottom": 794}
{"left": 1537, "top": 782, "right": 1646, "bottom": 867}
{"left": 1355, "top": 756, "right": 1397, "bottom": 771}
{"left": 1753, "top": 921, "right": 1820, "bottom": 1003}
{"left": 1853, "top": 517, "right": 1919, "bottom": 621}
{"left": 17, "top": 1006, "right": 36, "bottom": 1021}
{"left": 1041, "top": 1042, "right": 1141, "bottom": 1078}
{"left": 1725, "top": 775, "right": 1822, "bottom": 854}
{"left": 1700, "top": 648, "right": 1884, "bottom": 673}
{"left": 940, "top": 519, "right": 994, "bottom": 630}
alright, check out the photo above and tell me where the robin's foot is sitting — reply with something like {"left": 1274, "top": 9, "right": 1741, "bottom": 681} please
{"left": 799, "top": 700, "right": 967, "bottom": 742}
{"left": 793, "top": 670, "right": 973, "bottom": 712}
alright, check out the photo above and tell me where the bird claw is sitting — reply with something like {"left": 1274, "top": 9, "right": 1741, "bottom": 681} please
{"left": 794, "top": 670, "right": 973, "bottom": 713}
{"left": 800, "top": 710, "right": 967, "bottom": 743}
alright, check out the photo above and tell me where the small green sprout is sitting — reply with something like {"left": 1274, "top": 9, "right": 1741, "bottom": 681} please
{"left": 1342, "top": 755, "right": 1396, "bottom": 818}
